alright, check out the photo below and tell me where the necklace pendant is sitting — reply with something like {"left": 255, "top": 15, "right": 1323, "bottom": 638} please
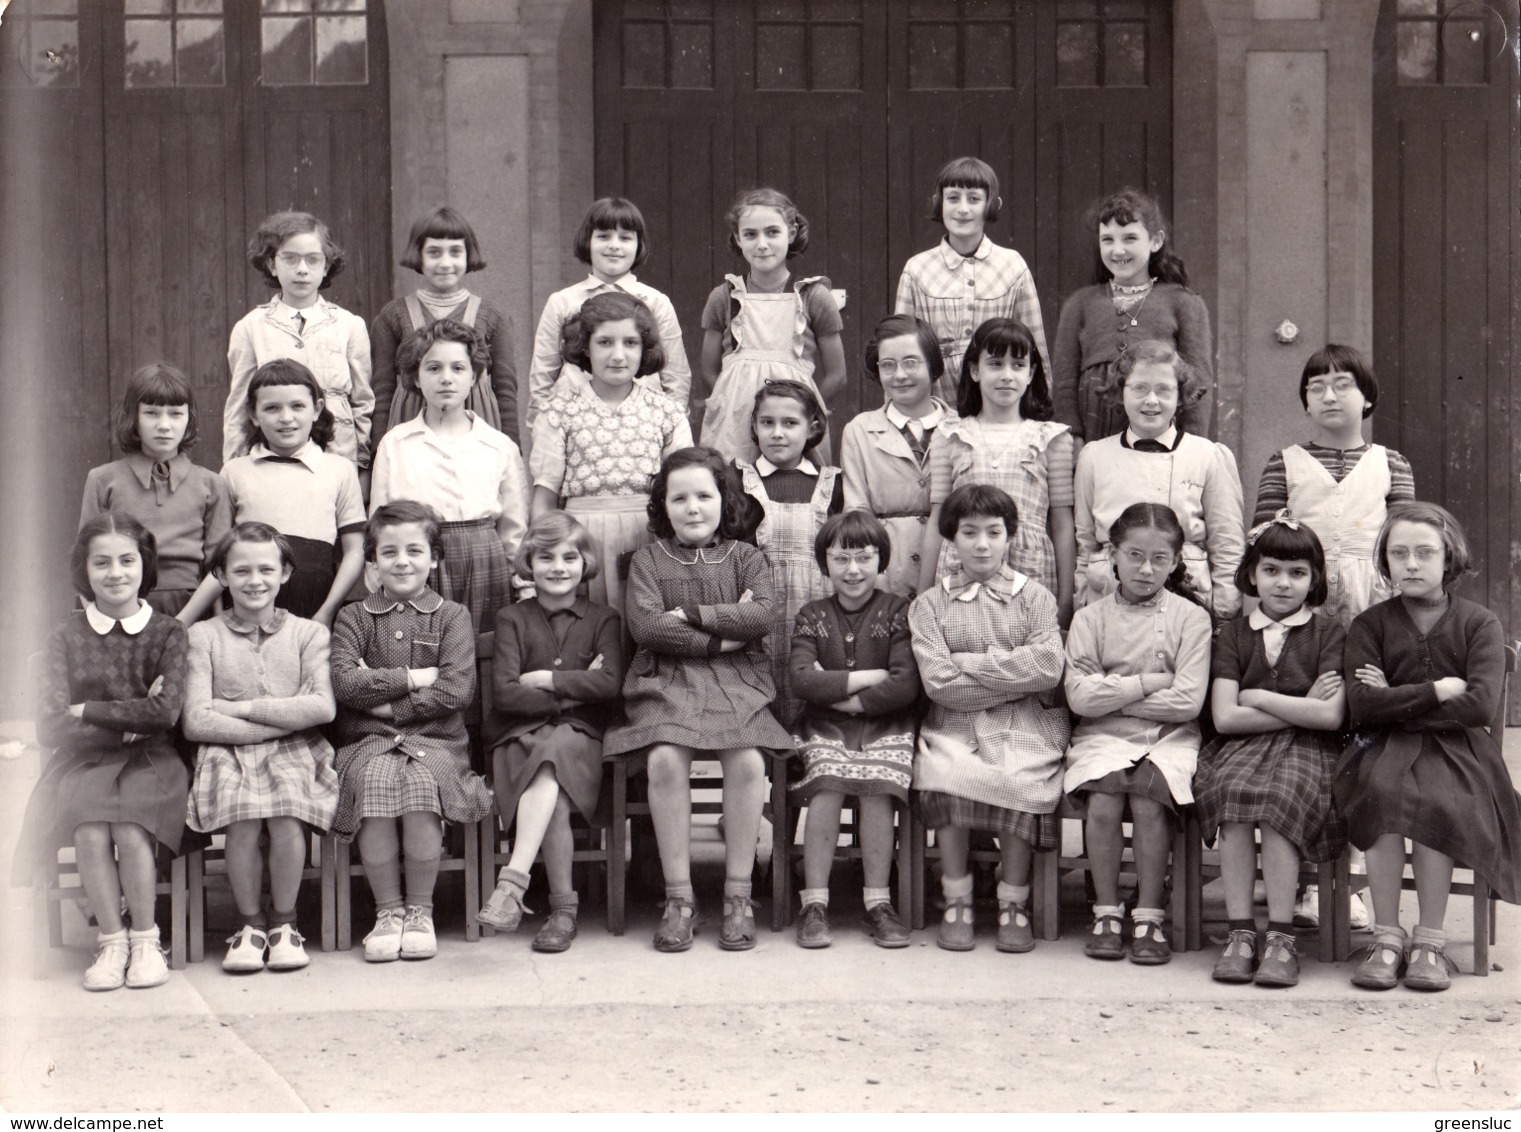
{"left": 1129, "top": 317, "right": 1138, "bottom": 327}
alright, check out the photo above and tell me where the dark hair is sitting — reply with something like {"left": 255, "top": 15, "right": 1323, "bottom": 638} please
{"left": 396, "top": 318, "right": 490, "bottom": 396}
{"left": 1236, "top": 519, "right": 1328, "bottom": 607}
{"left": 243, "top": 358, "right": 337, "bottom": 453}
{"left": 1087, "top": 188, "right": 1187, "bottom": 287}
{"left": 647, "top": 447, "right": 750, "bottom": 542}
{"left": 398, "top": 206, "right": 486, "bottom": 274}
{"left": 1299, "top": 343, "right": 1379, "bottom": 417}
{"left": 365, "top": 500, "right": 444, "bottom": 564}
{"left": 208, "top": 521, "right": 296, "bottom": 579}
{"left": 1373, "top": 500, "right": 1472, "bottom": 588}
{"left": 573, "top": 197, "right": 650, "bottom": 272}
{"left": 246, "top": 210, "right": 345, "bottom": 291}
{"left": 814, "top": 510, "right": 892, "bottom": 576}
{"left": 750, "top": 379, "right": 828, "bottom": 458}
{"left": 862, "top": 314, "right": 944, "bottom": 389}
{"left": 1106, "top": 339, "right": 1207, "bottom": 410}
{"left": 72, "top": 512, "right": 158, "bottom": 600}
{"left": 938, "top": 483, "right": 1020, "bottom": 541}
{"left": 1107, "top": 502, "right": 1204, "bottom": 607}
{"left": 726, "top": 188, "right": 810, "bottom": 259}
{"left": 560, "top": 292, "right": 665, "bottom": 378}
{"left": 956, "top": 318, "right": 1052, "bottom": 420}
{"left": 928, "top": 156, "right": 1001, "bottom": 225}
{"left": 515, "top": 509, "right": 601, "bottom": 583}
{"left": 113, "top": 362, "right": 198, "bottom": 455}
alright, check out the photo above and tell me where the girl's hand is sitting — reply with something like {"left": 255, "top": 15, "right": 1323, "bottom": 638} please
{"left": 718, "top": 638, "right": 747, "bottom": 653}
{"left": 1354, "top": 664, "right": 1388, "bottom": 689}
{"left": 146, "top": 675, "right": 165, "bottom": 698}
{"left": 1308, "top": 671, "right": 1344, "bottom": 701}
{"left": 68, "top": 703, "right": 86, "bottom": 719}
{"left": 1433, "top": 676, "right": 1469, "bottom": 702}
{"left": 666, "top": 608, "right": 688, "bottom": 622}
{"left": 738, "top": 589, "right": 754, "bottom": 603}
{"left": 854, "top": 668, "right": 891, "bottom": 688}
{"left": 409, "top": 666, "right": 439, "bottom": 691}
{"left": 830, "top": 695, "right": 865, "bottom": 714}
{"left": 213, "top": 699, "right": 251, "bottom": 719}
{"left": 812, "top": 661, "right": 825, "bottom": 672}
{"left": 1236, "top": 688, "right": 1263, "bottom": 709}
{"left": 1140, "top": 672, "right": 1175, "bottom": 695}
{"left": 366, "top": 701, "right": 396, "bottom": 719}
{"left": 589, "top": 653, "right": 605, "bottom": 671}
{"left": 519, "top": 670, "right": 556, "bottom": 691}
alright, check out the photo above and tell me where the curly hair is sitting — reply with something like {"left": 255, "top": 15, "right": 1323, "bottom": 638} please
{"left": 398, "top": 206, "right": 486, "bottom": 274}
{"left": 647, "top": 447, "right": 750, "bottom": 542}
{"left": 956, "top": 318, "right": 1052, "bottom": 420}
{"left": 242, "top": 358, "right": 337, "bottom": 453}
{"left": 514, "top": 509, "right": 601, "bottom": 583}
{"left": 113, "top": 361, "right": 198, "bottom": 456}
{"left": 573, "top": 197, "right": 650, "bottom": 272}
{"left": 928, "top": 155, "right": 1001, "bottom": 225}
{"left": 1105, "top": 339, "right": 1207, "bottom": 410}
{"left": 726, "top": 188, "right": 810, "bottom": 259}
{"left": 72, "top": 512, "right": 158, "bottom": 600}
{"left": 396, "top": 319, "right": 490, "bottom": 395}
{"left": 246, "top": 210, "right": 345, "bottom": 291}
{"left": 862, "top": 314, "right": 944, "bottom": 390}
{"left": 560, "top": 291, "right": 665, "bottom": 378}
{"left": 1086, "top": 187, "right": 1187, "bottom": 287}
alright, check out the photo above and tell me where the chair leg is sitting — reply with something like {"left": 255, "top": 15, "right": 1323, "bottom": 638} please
{"left": 1314, "top": 860, "right": 1336, "bottom": 964}
{"left": 168, "top": 855, "right": 187, "bottom": 970}
{"left": 478, "top": 819, "right": 499, "bottom": 939}
{"left": 910, "top": 812, "right": 926, "bottom": 931}
{"left": 320, "top": 835, "right": 336, "bottom": 952}
{"left": 770, "top": 761, "right": 789, "bottom": 932}
{"left": 1473, "top": 874, "right": 1491, "bottom": 976}
{"left": 187, "top": 849, "right": 206, "bottom": 964}
{"left": 1032, "top": 847, "right": 1060, "bottom": 941}
{"left": 333, "top": 835, "right": 353, "bottom": 952}
{"left": 608, "top": 759, "right": 627, "bottom": 936}
{"left": 1169, "top": 820, "right": 1192, "bottom": 950}
{"left": 462, "top": 820, "right": 481, "bottom": 943}
{"left": 893, "top": 799, "right": 914, "bottom": 924}
{"left": 1332, "top": 849, "right": 1352, "bottom": 962}
{"left": 45, "top": 857, "right": 64, "bottom": 949}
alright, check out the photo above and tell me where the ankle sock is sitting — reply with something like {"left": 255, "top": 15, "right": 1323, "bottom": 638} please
{"left": 1266, "top": 920, "right": 1294, "bottom": 937}
{"left": 941, "top": 872, "right": 974, "bottom": 903}
{"left": 1228, "top": 918, "right": 1256, "bottom": 933}
{"left": 862, "top": 886, "right": 891, "bottom": 910}
{"left": 239, "top": 911, "right": 269, "bottom": 930}
{"left": 547, "top": 891, "right": 579, "bottom": 914}
{"left": 665, "top": 881, "right": 695, "bottom": 904}
{"left": 995, "top": 880, "right": 1029, "bottom": 907}
{"left": 1092, "top": 902, "right": 1124, "bottom": 920}
{"left": 1133, "top": 905, "right": 1166, "bottom": 926}
{"left": 127, "top": 925, "right": 159, "bottom": 940}
{"left": 97, "top": 927, "right": 127, "bottom": 944}
{"left": 1412, "top": 924, "right": 1446, "bottom": 948}
{"left": 498, "top": 866, "right": 531, "bottom": 897}
{"left": 267, "top": 908, "right": 295, "bottom": 929}
{"left": 799, "top": 887, "right": 828, "bottom": 909}
{"left": 1372, "top": 922, "right": 1407, "bottom": 950}
{"left": 723, "top": 877, "right": 752, "bottom": 902}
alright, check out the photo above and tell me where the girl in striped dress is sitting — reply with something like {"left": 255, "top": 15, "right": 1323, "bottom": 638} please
{"left": 530, "top": 291, "right": 692, "bottom": 617}
{"left": 184, "top": 523, "right": 340, "bottom": 974}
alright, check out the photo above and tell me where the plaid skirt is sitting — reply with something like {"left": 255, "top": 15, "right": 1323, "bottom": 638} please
{"left": 187, "top": 729, "right": 340, "bottom": 833}
{"left": 434, "top": 519, "right": 512, "bottom": 636}
{"left": 330, "top": 735, "right": 494, "bottom": 840}
{"left": 1194, "top": 728, "right": 1345, "bottom": 863}
{"left": 916, "top": 789, "right": 1058, "bottom": 851}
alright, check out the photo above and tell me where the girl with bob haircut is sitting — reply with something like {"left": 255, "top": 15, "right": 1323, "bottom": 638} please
{"left": 1336, "top": 500, "right": 1521, "bottom": 991}
{"left": 82, "top": 362, "right": 231, "bottom": 622}
{"left": 370, "top": 205, "right": 518, "bottom": 447}
{"left": 479, "top": 510, "right": 624, "bottom": 953}
{"left": 895, "top": 156, "right": 1050, "bottom": 399}
{"left": 526, "top": 196, "right": 691, "bottom": 434}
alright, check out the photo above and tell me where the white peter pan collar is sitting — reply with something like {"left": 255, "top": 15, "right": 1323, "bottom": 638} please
{"left": 84, "top": 601, "right": 152, "bottom": 636}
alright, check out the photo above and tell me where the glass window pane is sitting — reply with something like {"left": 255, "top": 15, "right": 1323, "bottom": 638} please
{"left": 669, "top": 20, "right": 713, "bottom": 88}
{"left": 175, "top": 16, "right": 224, "bottom": 85}
{"left": 1396, "top": 21, "right": 1438, "bottom": 83}
{"left": 1396, "top": 0, "right": 1437, "bottom": 13}
{"left": 262, "top": 0, "right": 311, "bottom": 12}
{"left": 30, "top": 18, "right": 80, "bottom": 87}
{"left": 315, "top": 14, "right": 367, "bottom": 83}
{"left": 316, "top": 0, "right": 366, "bottom": 10}
{"left": 908, "top": 22, "right": 957, "bottom": 89}
{"left": 756, "top": 21, "right": 806, "bottom": 89}
{"left": 622, "top": 22, "right": 666, "bottom": 88}
{"left": 1056, "top": 20, "right": 1098, "bottom": 86}
{"left": 262, "top": 15, "right": 312, "bottom": 84}
{"left": 812, "top": 23, "right": 861, "bottom": 90}
{"left": 1103, "top": 20, "right": 1145, "bottom": 86}
{"left": 32, "top": 0, "right": 80, "bottom": 14}
{"left": 1442, "top": 18, "right": 1485, "bottom": 84}
{"left": 124, "top": 18, "right": 174, "bottom": 87}
{"left": 124, "top": 0, "right": 173, "bottom": 14}
{"left": 964, "top": 21, "right": 1013, "bottom": 87}
{"left": 178, "top": 0, "right": 224, "bottom": 14}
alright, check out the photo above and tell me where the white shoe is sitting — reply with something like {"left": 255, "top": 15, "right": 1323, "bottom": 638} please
{"left": 82, "top": 929, "right": 130, "bottom": 992}
{"left": 1347, "top": 891, "right": 1372, "bottom": 931}
{"left": 363, "top": 908, "right": 404, "bottom": 962}
{"left": 265, "top": 924, "right": 310, "bottom": 970}
{"left": 1292, "top": 887, "right": 1320, "bottom": 928}
{"left": 125, "top": 926, "right": 170, "bottom": 989}
{"left": 400, "top": 905, "right": 437, "bottom": 959}
{"left": 222, "top": 925, "right": 268, "bottom": 973}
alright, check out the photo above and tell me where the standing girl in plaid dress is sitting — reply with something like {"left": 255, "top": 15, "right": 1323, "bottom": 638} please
{"left": 1194, "top": 516, "right": 1347, "bottom": 988}
{"left": 603, "top": 448, "right": 794, "bottom": 953}
{"left": 530, "top": 291, "right": 692, "bottom": 616}
{"left": 330, "top": 503, "right": 494, "bottom": 963}
{"left": 736, "top": 379, "right": 842, "bottom": 729}
{"left": 698, "top": 188, "right": 846, "bottom": 464}
{"left": 909, "top": 484, "right": 1070, "bottom": 954}
{"left": 370, "top": 318, "right": 529, "bottom": 636}
{"left": 894, "top": 157, "right": 1050, "bottom": 402}
{"left": 1064, "top": 503, "right": 1213, "bottom": 966}
{"left": 184, "top": 523, "right": 339, "bottom": 974}
{"left": 918, "top": 318, "right": 1076, "bottom": 628}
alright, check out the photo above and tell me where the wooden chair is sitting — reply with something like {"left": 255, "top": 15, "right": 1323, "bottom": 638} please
{"left": 1334, "top": 643, "right": 1515, "bottom": 974}
{"left": 784, "top": 793, "right": 915, "bottom": 929}
{"left": 909, "top": 817, "right": 1062, "bottom": 941}
{"left": 37, "top": 845, "right": 190, "bottom": 972}
{"left": 1055, "top": 796, "right": 1202, "bottom": 951}
{"left": 185, "top": 830, "right": 334, "bottom": 961}
{"left": 473, "top": 630, "right": 616, "bottom": 936}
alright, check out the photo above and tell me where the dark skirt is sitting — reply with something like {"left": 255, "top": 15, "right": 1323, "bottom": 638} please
{"left": 277, "top": 535, "right": 337, "bottom": 620}
{"left": 1068, "top": 759, "right": 1180, "bottom": 820}
{"left": 1195, "top": 728, "right": 1345, "bottom": 863}
{"left": 434, "top": 518, "right": 511, "bottom": 636}
{"left": 491, "top": 723, "right": 604, "bottom": 825}
{"left": 916, "top": 789, "right": 1058, "bottom": 851}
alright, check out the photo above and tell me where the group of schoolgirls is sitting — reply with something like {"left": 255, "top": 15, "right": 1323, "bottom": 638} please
{"left": 18, "top": 157, "right": 1519, "bottom": 1002}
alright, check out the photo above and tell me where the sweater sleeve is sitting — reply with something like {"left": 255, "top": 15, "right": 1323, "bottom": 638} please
{"left": 1253, "top": 452, "right": 1289, "bottom": 525}
{"left": 855, "top": 603, "right": 923, "bottom": 716}
{"left": 490, "top": 611, "right": 561, "bottom": 719}
{"left": 35, "top": 626, "right": 130, "bottom": 753}
{"left": 1203, "top": 442, "right": 1245, "bottom": 619}
{"left": 1046, "top": 429, "right": 1075, "bottom": 509}
{"left": 788, "top": 607, "right": 851, "bottom": 706}
{"left": 368, "top": 303, "right": 403, "bottom": 452}
{"left": 1063, "top": 606, "right": 1146, "bottom": 717}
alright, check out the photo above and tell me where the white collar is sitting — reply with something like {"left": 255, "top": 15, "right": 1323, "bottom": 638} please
{"left": 1125, "top": 424, "right": 1178, "bottom": 449}
{"left": 1248, "top": 604, "right": 1314, "bottom": 632}
{"left": 884, "top": 400, "right": 947, "bottom": 432}
{"left": 84, "top": 600, "right": 152, "bottom": 636}
{"left": 579, "top": 273, "right": 639, "bottom": 294}
{"left": 274, "top": 296, "right": 323, "bottom": 325}
{"left": 755, "top": 455, "right": 818, "bottom": 477}
{"left": 938, "top": 235, "right": 991, "bottom": 265}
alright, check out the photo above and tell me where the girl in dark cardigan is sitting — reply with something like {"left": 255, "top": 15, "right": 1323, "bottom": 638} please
{"left": 479, "top": 511, "right": 624, "bottom": 952}
{"left": 789, "top": 511, "right": 920, "bottom": 950}
{"left": 1337, "top": 501, "right": 1521, "bottom": 992}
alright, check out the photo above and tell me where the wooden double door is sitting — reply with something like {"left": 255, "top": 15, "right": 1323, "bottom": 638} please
{"left": 593, "top": 0, "right": 1173, "bottom": 435}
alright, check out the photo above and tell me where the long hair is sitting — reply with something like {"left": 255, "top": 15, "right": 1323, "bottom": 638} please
{"left": 1087, "top": 188, "right": 1187, "bottom": 287}
{"left": 646, "top": 447, "right": 750, "bottom": 542}
{"left": 956, "top": 318, "right": 1052, "bottom": 420}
